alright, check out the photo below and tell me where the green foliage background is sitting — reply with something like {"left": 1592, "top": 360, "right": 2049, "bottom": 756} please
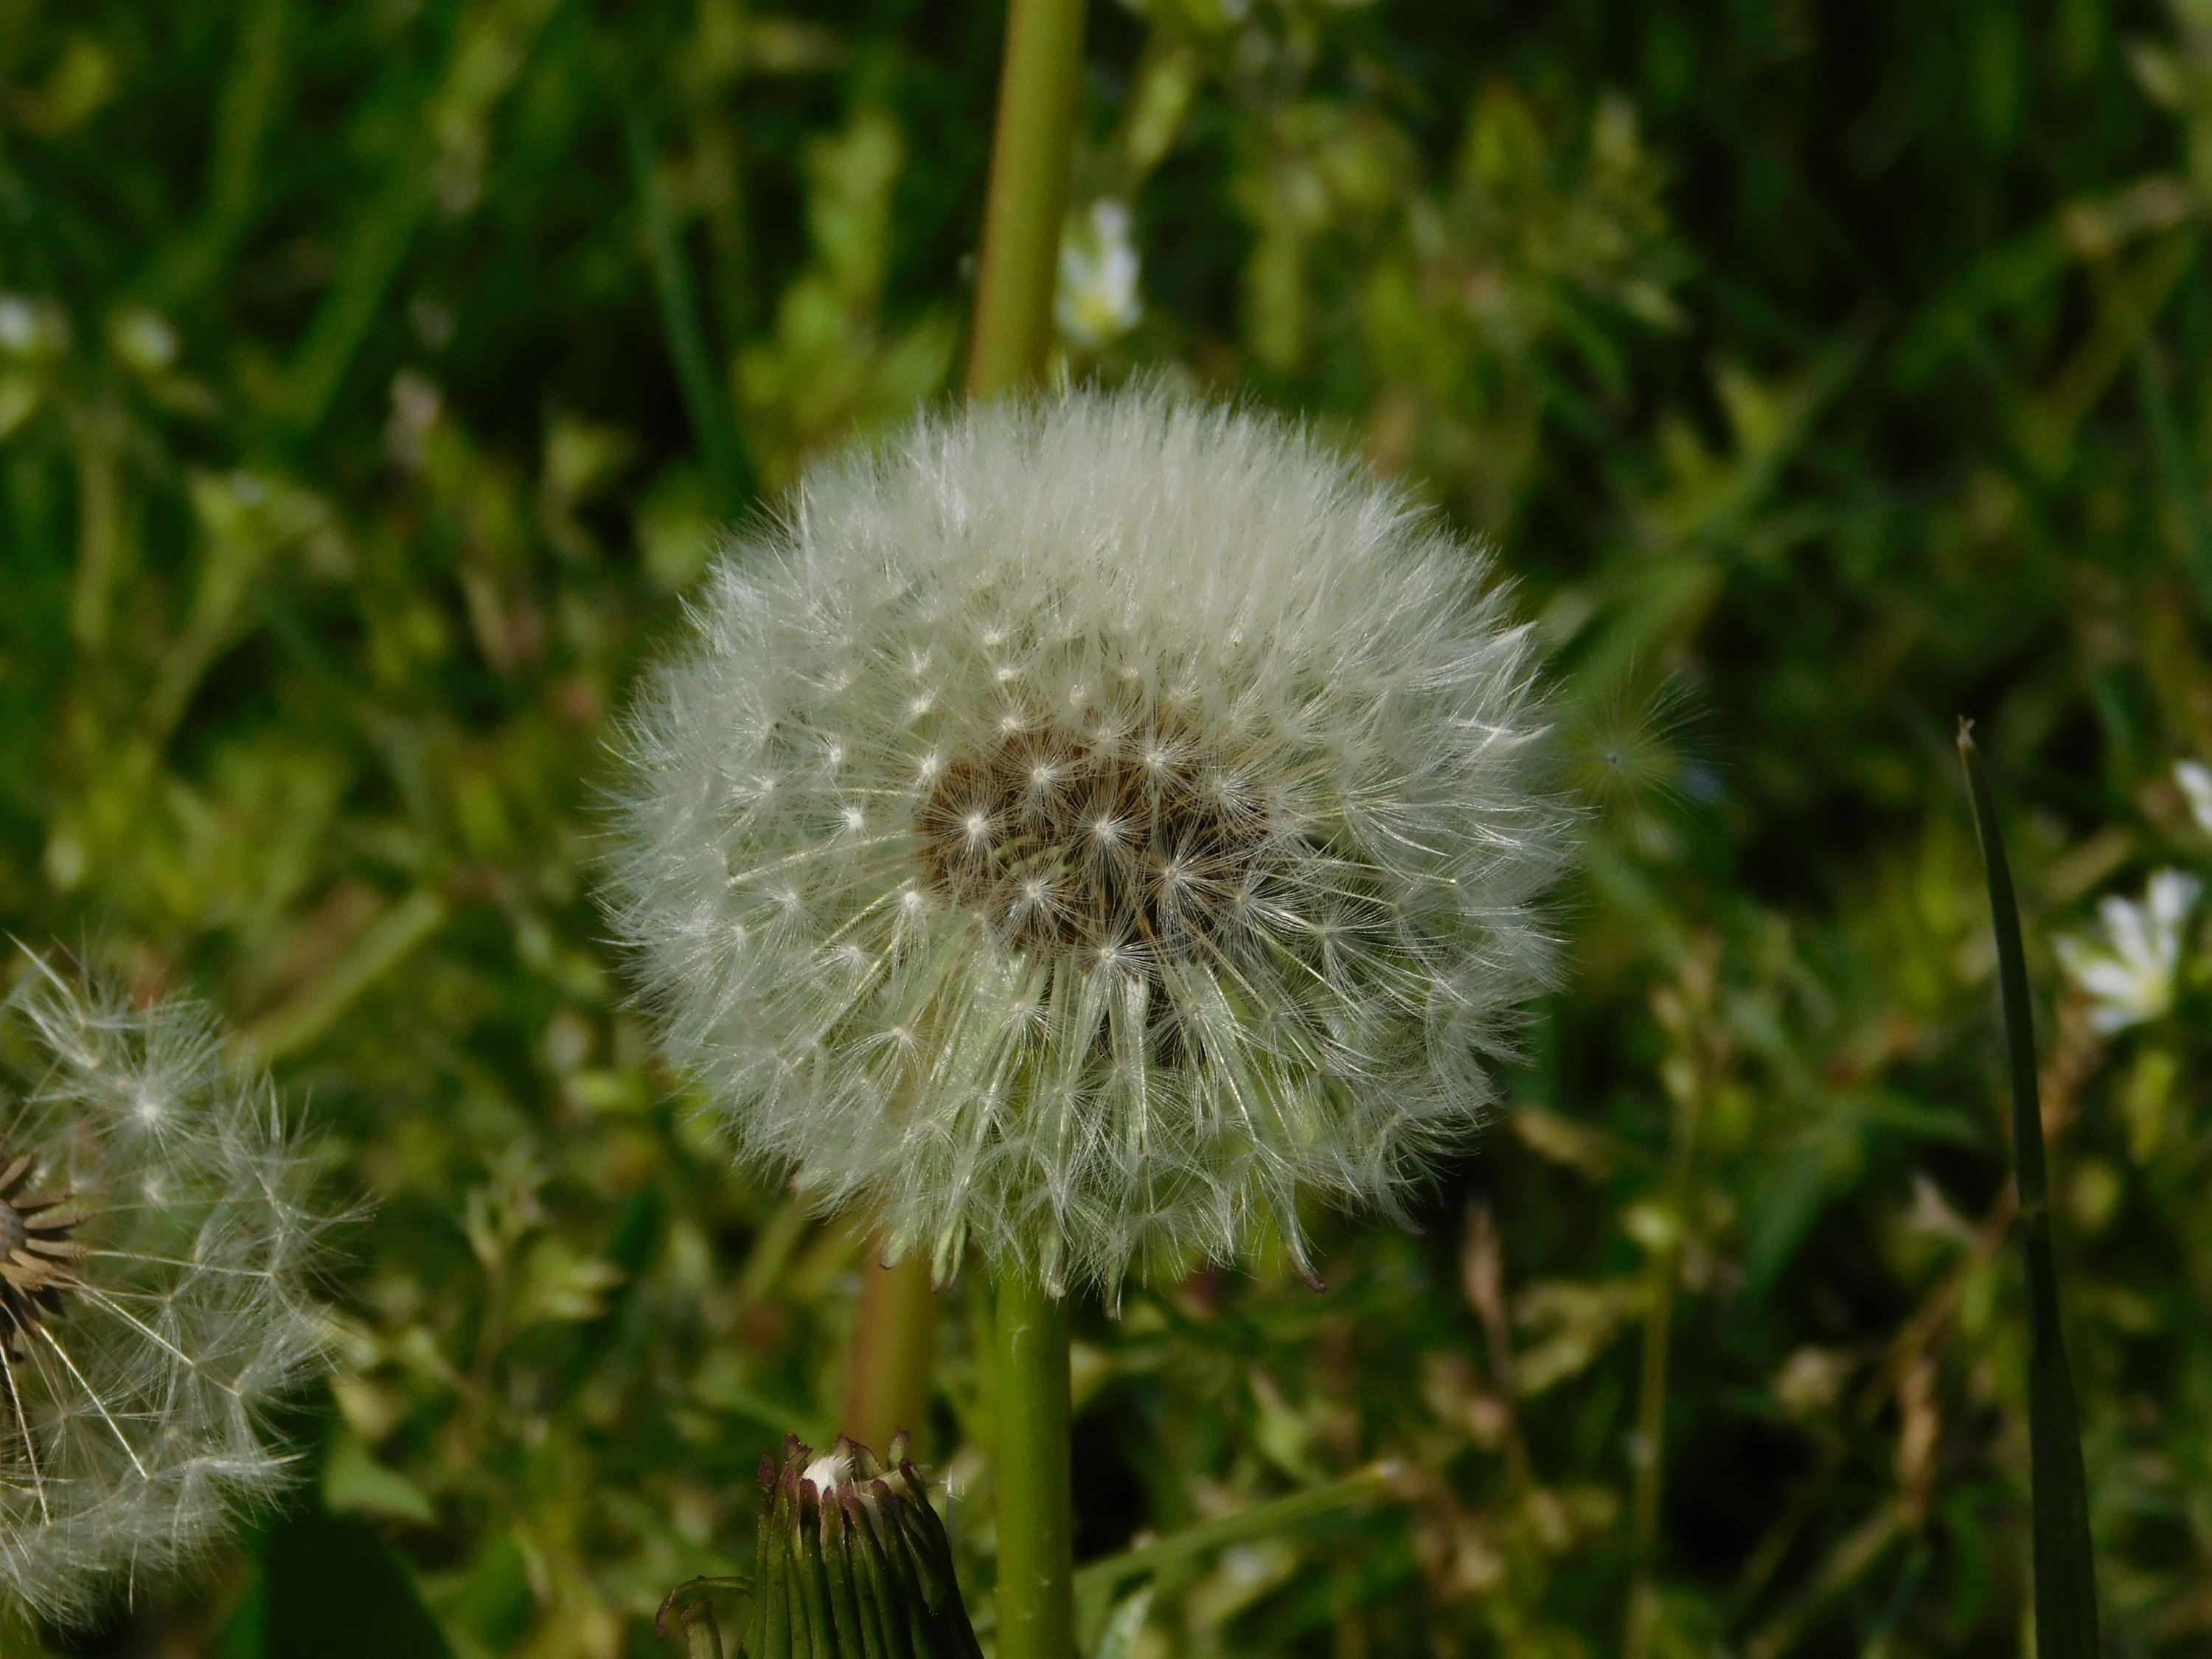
{"left": 3, "top": 0, "right": 2211, "bottom": 1653}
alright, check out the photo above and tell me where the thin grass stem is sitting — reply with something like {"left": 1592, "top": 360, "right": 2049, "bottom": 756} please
{"left": 1957, "top": 720, "right": 2099, "bottom": 1659}
{"left": 1624, "top": 950, "right": 1714, "bottom": 1659}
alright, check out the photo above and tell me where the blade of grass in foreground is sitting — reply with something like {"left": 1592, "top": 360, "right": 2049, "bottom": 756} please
{"left": 1957, "top": 720, "right": 2099, "bottom": 1659}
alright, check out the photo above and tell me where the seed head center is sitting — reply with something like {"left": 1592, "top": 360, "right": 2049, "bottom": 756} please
{"left": 916, "top": 720, "right": 1270, "bottom": 964}
{"left": 0, "top": 1150, "right": 85, "bottom": 1355}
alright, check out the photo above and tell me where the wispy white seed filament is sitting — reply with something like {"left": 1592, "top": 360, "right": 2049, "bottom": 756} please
{"left": 0, "top": 960, "right": 335, "bottom": 1624}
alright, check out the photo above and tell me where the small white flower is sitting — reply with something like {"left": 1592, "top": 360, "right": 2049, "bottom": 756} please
{"left": 108, "top": 307, "right": 178, "bottom": 375}
{"left": 0, "top": 297, "right": 38, "bottom": 355}
{"left": 0, "top": 959, "right": 337, "bottom": 1624}
{"left": 2175, "top": 759, "right": 2212, "bottom": 836}
{"left": 610, "top": 387, "right": 1565, "bottom": 1295}
{"left": 2055, "top": 868, "right": 2202, "bottom": 1034}
{"left": 1056, "top": 201, "right": 1144, "bottom": 349}
{"left": 0, "top": 295, "right": 68, "bottom": 360}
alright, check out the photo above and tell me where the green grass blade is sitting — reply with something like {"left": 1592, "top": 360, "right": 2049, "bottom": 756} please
{"left": 271, "top": 0, "right": 558, "bottom": 437}
{"left": 968, "top": 1461, "right": 1397, "bottom": 1644}
{"left": 2137, "top": 345, "right": 2212, "bottom": 611}
{"left": 623, "top": 105, "right": 751, "bottom": 520}
{"left": 1958, "top": 720, "right": 2099, "bottom": 1659}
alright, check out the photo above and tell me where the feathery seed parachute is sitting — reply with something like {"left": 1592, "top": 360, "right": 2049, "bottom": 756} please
{"left": 610, "top": 388, "right": 1565, "bottom": 1295}
{"left": 0, "top": 961, "right": 334, "bottom": 1622}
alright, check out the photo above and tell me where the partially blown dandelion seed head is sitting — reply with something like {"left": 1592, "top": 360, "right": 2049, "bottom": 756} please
{"left": 609, "top": 388, "right": 1566, "bottom": 1294}
{"left": 0, "top": 959, "right": 334, "bottom": 1623}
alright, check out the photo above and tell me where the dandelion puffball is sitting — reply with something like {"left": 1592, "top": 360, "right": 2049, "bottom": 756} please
{"left": 0, "top": 961, "right": 334, "bottom": 1623}
{"left": 610, "top": 388, "right": 1564, "bottom": 1295}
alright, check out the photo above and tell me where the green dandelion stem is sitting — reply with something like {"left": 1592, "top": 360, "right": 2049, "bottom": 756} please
{"left": 853, "top": 0, "right": 1085, "bottom": 1626}
{"left": 1958, "top": 720, "right": 2099, "bottom": 1659}
{"left": 845, "top": 0, "right": 1085, "bottom": 1456}
{"left": 844, "top": 1247, "right": 938, "bottom": 1456}
{"left": 994, "top": 1273, "right": 1075, "bottom": 1659}
{"left": 965, "top": 10, "right": 1088, "bottom": 1636}
{"left": 966, "top": 0, "right": 1088, "bottom": 398}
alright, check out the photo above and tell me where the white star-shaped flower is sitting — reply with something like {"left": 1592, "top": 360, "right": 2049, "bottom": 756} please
{"left": 2056, "top": 868, "right": 2202, "bottom": 1033}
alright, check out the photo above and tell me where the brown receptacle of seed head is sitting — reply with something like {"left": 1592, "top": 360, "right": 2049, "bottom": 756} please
{"left": 914, "top": 715, "right": 1275, "bottom": 969}
{"left": 0, "top": 1151, "right": 85, "bottom": 1358}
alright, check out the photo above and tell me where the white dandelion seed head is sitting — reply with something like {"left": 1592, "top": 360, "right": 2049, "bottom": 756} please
{"left": 608, "top": 387, "right": 1567, "bottom": 1295}
{"left": 0, "top": 958, "right": 337, "bottom": 1624}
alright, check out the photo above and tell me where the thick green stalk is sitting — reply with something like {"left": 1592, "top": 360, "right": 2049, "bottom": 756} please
{"left": 852, "top": 13, "right": 1088, "bottom": 1643}
{"left": 965, "top": 0, "right": 1089, "bottom": 398}
{"left": 844, "top": 1245, "right": 938, "bottom": 1458}
{"left": 1958, "top": 721, "right": 2099, "bottom": 1659}
{"left": 995, "top": 1273, "right": 1074, "bottom": 1659}
{"left": 841, "top": 0, "right": 1083, "bottom": 1454}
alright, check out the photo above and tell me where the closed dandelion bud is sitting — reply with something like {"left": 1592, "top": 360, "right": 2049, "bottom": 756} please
{"left": 0, "top": 961, "right": 336, "bottom": 1624}
{"left": 611, "top": 387, "right": 1565, "bottom": 1295}
{"left": 737, "top": 1434, "right": 981, "bottom": 1659}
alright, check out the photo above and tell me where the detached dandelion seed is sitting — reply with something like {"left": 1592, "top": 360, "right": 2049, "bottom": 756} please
{"left": 0, "top": 959, "right": 335, "bottom": 1624}
{"left": 611, "top": 387, "right": 1566, "bottom": 1295}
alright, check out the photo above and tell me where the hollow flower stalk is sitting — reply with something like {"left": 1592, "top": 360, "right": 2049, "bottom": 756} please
{"left": 611, "top": 387, "right": 1564, "bottom": 1296}
{"left": 0, "top": 961, "right": 333, "bottom": 1622}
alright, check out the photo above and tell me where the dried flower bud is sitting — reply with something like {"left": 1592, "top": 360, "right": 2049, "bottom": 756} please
{"left": 611, "top": 387, "right": 1565, "bottom": 1293}
{"left": 733, "top": 1433, "right": 981, "bottom": 1659}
